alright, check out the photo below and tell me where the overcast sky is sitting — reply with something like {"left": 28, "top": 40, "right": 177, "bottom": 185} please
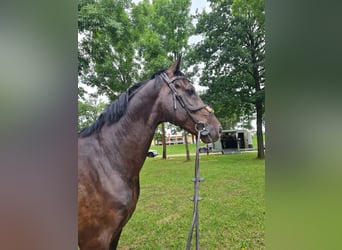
{"left": 190, "top": 0, "right": 209, "bottom": 14}
{"left": 188, "top": 0, "right": 209, "bottom": 45}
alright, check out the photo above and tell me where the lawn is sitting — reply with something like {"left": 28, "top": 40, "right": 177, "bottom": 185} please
{"left": 149, "top": 143, "right": 200, "bottom": 156}
{"left": 119, "top": 153, "right": 265, "bottom": 249}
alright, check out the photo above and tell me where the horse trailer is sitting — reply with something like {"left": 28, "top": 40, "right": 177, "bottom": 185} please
{"left": 212, "top": 129, "right": 253, "bottom": 153}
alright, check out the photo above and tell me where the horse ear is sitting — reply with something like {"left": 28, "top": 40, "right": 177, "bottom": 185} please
{"left": 167, "top": 53, "right": 182, "bottom": 76}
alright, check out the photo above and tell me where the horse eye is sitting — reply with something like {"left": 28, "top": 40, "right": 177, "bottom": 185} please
{"left": 185, "top": 88, "right": 195, "bottom": 96}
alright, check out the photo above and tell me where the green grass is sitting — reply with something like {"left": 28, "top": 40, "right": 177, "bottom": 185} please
{"left": 149, "top": 143, "right": 200, "bottom": 156}
{"left": 119, "top": 153, "right": 265, "bottom": 249}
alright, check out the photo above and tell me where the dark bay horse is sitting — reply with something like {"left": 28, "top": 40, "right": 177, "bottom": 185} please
{"left": 78, "top": 56, "right": 221, "bottom": 250}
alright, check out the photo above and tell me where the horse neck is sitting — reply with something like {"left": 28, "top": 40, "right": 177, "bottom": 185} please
{"left": 99, "top": 81, "right": 162, "bottom": 176}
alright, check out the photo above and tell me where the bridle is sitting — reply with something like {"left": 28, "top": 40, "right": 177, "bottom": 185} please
{"left": 160, "top": 72, "right": 214, "bottom": 137}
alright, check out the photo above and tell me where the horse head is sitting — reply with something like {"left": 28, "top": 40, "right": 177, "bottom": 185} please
{"left": 157, "top": 55, "right": 222, "bottom": 143}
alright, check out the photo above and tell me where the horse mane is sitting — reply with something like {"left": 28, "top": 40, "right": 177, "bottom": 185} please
{"left": 79, "top": 80, "right": 148, "bottom": 138}
{"left": 79, "top": 69, "right": 186, "bottom": 138}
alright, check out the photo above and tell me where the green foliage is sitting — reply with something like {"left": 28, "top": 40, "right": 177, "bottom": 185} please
{"left": 120, "top": 153, "right": 265, "bottom": 249}
{"left": 78, "top": 97, "right": 106, "bottom": 130}
{"left": 78, "top": 0, "right": 138, "bottom": 101}
{"left": 131, "top": 0, "right": 194, "bottom": 78}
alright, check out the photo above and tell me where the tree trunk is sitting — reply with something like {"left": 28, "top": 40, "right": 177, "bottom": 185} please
{"left": 184, "top": 130, "right": 190, "bottom": 161}
{"left": 256, "top": 99, "right": 265, "bottom": 159}
{"left": 251, "top": 43, "right": 265, "bottom": 159}
{"left": 162, "top": 123, "right": 167, "bottom": 159}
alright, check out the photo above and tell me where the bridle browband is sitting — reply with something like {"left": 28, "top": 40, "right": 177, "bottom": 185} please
{"left": 159, "top": 72, "right": 213, "bottom": 135}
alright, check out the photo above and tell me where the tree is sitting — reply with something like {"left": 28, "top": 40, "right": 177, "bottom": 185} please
{"left": 190, "top": 0, "right": 265, "bottom": 159}
{"left": 78, "top": 0, "right": 139, "bottom": 101}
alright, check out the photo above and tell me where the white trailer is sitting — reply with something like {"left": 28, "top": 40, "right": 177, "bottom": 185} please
{"left": 212, "top": 129, "right": 253, "bottom": 153}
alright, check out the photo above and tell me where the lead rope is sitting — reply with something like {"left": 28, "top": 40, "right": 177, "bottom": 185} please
{"left": 186, "top": 128, "right": 204, "bottom": 250}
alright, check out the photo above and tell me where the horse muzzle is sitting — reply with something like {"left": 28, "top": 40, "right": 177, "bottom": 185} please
{"left": 196, "top": 122, "right": 221, "bottom": 144}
